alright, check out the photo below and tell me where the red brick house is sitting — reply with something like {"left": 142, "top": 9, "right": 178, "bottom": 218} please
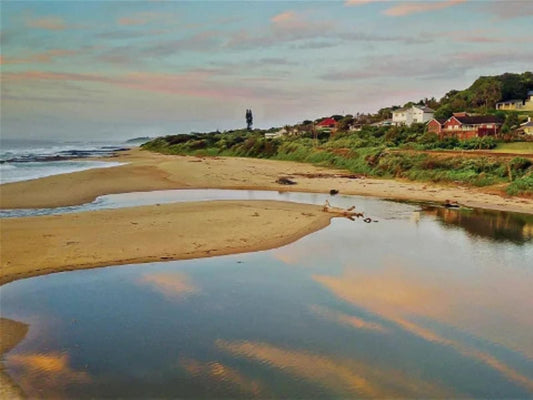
{"left": 427, "top": 113, "right": 501, "bottom": 139}
{"left": 427, "top": 118, "right": 446, "bottom": 135}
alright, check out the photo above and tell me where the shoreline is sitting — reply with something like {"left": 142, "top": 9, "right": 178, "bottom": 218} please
{"left": 1, "top": 148, "right": 532, "bottom": 215}
{"left": 1, "top": 200, "right": 332, "bottom": 285}
{"left": 0, "top": 318, "right": 28, "bottom": 400}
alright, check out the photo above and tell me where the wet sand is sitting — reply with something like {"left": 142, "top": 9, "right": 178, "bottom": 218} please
{"left": 1, "top": 200, "right": 331, "bottom": 285}
{"left": 1, "top": 148, "right": 532, "bottom": 214}
{"left": 0, "top": 318, "right": 28, "bottom": 399}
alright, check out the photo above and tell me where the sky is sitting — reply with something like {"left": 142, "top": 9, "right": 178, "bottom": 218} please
{"left": 1, "top": 0, "right": 533, "bottom": 140}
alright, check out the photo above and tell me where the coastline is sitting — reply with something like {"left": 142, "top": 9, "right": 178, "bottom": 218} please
{"left": 0, "top": 318, "right": 28, "bottom": 400}
{"left": 1, "top": 200, "right": 332, "bottom": 285}
{"left": 1, "top": 148, "right": 532, "bottom": 214}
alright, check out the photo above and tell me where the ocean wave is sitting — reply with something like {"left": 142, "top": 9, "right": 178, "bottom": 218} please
{"left": 0, "top": 161, "right": 126, "bottom": 184}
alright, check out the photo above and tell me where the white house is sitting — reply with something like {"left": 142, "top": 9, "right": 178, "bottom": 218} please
{"left": 495, "top": 99, "right": 525, "bottom": 110}
{"left": 392, "top": 105, "right": 434, "bottom": 126}
{"left": 265, "top": 128, "right": 287, "bottom": 139}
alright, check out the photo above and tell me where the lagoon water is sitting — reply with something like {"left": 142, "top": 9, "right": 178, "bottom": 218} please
{"left": 1, "top": 192, "right": 532, "bottom": 398}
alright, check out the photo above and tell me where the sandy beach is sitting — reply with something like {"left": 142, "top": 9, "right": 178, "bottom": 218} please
{"left": 1, "top": 200, "right": 331, "bottom": 285}
{"left": 1, "top": 148, "right": 532, "bottom": 214}
{"left": 1, "top": 148, "right": 532, "bottom": 285}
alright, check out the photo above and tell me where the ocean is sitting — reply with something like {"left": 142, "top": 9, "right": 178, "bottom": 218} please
{"left": 0, "top": 138, "right": 135, "bottom": 184}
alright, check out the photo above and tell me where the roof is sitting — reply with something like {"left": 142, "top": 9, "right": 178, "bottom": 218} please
{"left": 392, "top": 108, "right": 408, "bottom": 113}
{"left": 496, "top": 99, "right": 524, "bottom": 104}
{"left": 316, "top": 117, "right": 337, "bottom": 126}
{"left": 452, "top": 115, "right": 501, "bottom": 125}
{"left": 413, "top": 105, "right": 434, "bottom": 113}
{"left": 428, "top": 118, "right": 446, "bottom": 124}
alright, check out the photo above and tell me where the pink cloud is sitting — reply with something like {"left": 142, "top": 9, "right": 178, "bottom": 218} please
{"left": 384, "top": 0, "right": 467, "bottom": 16}
{"left": 271, "top": 11, "right": 296, "bottom": 24}
{"left": 345, "top": 0, "right": 385, "bottom": 5}
{"left": 484, "top": 1, "right": 533, "bottom": 20}
{"left": 0, "top": 49, "right": 78, "bottom": 65}
{"left": 1, "top": 70, "right": 258, "bottom": 100}
{"left": 25, "top": 16, "right": 66, "bottom": 30}
{"left": 226, "top": 11, "right": 333, "bottom": 49}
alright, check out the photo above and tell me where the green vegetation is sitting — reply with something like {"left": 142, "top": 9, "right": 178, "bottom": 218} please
{"left": 142, "top": 125, "right": 533, "bottom": 196}
{"left": 142, "top": 72, "right": 533, "bottom": 197}
{"left": 495, "top": 142, "right": 533, "bottom": 154}
{"left": 433, "top": 72, "right": 533, "bottom": 118}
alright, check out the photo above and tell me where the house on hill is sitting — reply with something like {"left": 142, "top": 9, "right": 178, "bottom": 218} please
{"left": 265, "top": 128, "right": 285, "bottom": 139}
{"left": 316, "top": 118, "right": 337, "bottom": 130}
{"left": 521, "top": 117, "right": 533, "bottom": 135}
{"left": 495, "top": 99, "right": 525, "bottom": 110}
{"left": 496, "top": 91, "right": 533, "bottom": 111}
{"left": 392, "top": 105, "right": 434, "bottom": 126}
{"left": 427, "top": 113, "right": 501, "bottom": 139}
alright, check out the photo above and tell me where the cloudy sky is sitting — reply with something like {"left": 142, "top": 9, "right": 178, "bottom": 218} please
{"left": 1, "top": 0, "right": 533, "bottom": 140}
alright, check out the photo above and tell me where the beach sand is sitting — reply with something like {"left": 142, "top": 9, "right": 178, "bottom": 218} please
{"left": 1, "top": 200, "right": 331, "bottom": 285}
{"left": 0, "top": 318, "right": 28, "bottom": 400}
{"left": 1, "top": 148, "right": 532, "bottom": 214}
{"left": 1, "top": 148, "right": 532, "bottom": 284}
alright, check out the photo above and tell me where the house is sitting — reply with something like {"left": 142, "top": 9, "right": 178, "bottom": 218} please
{"left": 495, "top": 99, "right": 525, "bottom": 110}
{"left": 370, "top": 119, "right": 392, "bottom": 127}
{"left": 316, "top": 117, "right": 337, "bottom": 129}
{"left": 392, "top": 105, "right": 434, "bottom": 126}
{"left": 524, "top": 91, "right": 533, "bottom": 111}
{"left": 265, "top": 127, "right": 288, "bottom": 139}
{"left": 496, "top": 91, "right": 533, "bottom": 110}
{"left": 431, "top": 113, "right": 501, "bottom": 139}
{"left": 521, "top": 117, "right": 533, "bottom": 135}
{"left": 426, "top": 118, "right": 446, "bottom": 135}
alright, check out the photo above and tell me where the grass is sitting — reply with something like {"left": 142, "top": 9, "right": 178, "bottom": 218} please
{"left": 142, "top": 129, "right": 533, "bottom": 197}
{"left": 494, "top": 142, "right": 533, "bottom": 154}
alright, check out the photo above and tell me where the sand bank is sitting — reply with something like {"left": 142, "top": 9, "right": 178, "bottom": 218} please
{"left": 0, "top": 318, "right": 28, "bottom": 399}
{"left": 1, "top": 148, "right": 532, "bottom": 214}
{"left": 0, "top": 200, "right": 331, "bottom": 285}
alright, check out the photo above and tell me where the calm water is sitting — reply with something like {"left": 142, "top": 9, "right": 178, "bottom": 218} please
{"left": 1, "top": 193, "right": 532, "bottom": 398}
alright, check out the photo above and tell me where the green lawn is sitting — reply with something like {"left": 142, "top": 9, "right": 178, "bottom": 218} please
{"left": 494, "top": 142, "right": 533, "bottom": 154}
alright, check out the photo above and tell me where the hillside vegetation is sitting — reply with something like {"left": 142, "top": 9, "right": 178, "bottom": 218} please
{"left": 142, "top": 72, "right": 533, "bottom": 197}
{"left": 142, "top": 126, "right": 533, "bottom": 197}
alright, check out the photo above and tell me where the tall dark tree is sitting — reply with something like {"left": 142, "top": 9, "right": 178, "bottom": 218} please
{"left": 246, "top": 109, "right": 253, "bottom": 131}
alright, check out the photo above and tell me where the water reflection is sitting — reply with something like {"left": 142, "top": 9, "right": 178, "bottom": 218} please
{"left": 426, "top": 206, "right": 533, "bottom": 244}
{"left": 216, "top": 340, "right": 456, "bottom": 398}
{"left": 1, "top": 192, "right": 532, "bottom": 398}
{"left": 139, "top": 272, "right": 198, "bottom": 299}
{"left": 181, "top": 358, "right": 263, "bottom": 397}
{"left": 6, "top": 351, "right": 91, "bottom": 398}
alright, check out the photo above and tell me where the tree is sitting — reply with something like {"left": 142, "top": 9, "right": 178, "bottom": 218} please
{"left": 434, "top": 105, "right": 453, "bottom": 120}
{"left": 336, "top": 116, "right": 354, "bottom": 132}
{"left": 502, "top": 112, "right": 519, "bottom": 133}
{"left": 246, "top": 109, "right": 253, "bottom": 131}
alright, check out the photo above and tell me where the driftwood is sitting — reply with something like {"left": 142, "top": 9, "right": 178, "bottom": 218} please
{"left": 291, "top": 172, "right": 363, "bottom": 179}
{"left": 276, "top": 177, "right": 297, "bottom": 185}
{"left": 322, "top": 200, "right": 363, "bottom": 217}
{"left": 444, "top": 200, "right": 460, "bottom": 208}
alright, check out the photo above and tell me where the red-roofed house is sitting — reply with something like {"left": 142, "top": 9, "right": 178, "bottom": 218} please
{"left": 428, "top": 113, "right": 501, "bottom": 139}
{"left": 316, "top": 118, "right": 337, "bottom": 129}
{"left": 427, "top": 118, "right": 446, "bottom": 135}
